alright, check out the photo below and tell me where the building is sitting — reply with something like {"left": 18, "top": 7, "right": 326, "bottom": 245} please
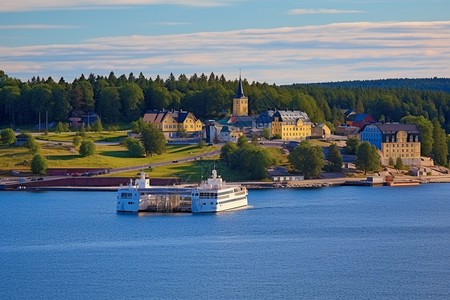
{"left": 267, "top": 166, "right": 304, "bottom": 182}
{"left": 271, "top": 110, "right": 312, "bottom": 140}
{"left": 360, "top": 123, "right": 421, "bottom": 166}
{"left": 311, "top": 123, "right": 331, "bottom": 139}
{"left": 219, "top": 126, "right": 244, "bottom": 142}
{"left": 232, "top": 74, "right": 248, "bottom": 116}
{"left": 335, "top": 124, "right": 360, "bottom": 138}
{"left": 142, "top": 110, "right": 202, "bottom": 138}
{"left": 345, "top": 113, "right": 375, "bottom": 128}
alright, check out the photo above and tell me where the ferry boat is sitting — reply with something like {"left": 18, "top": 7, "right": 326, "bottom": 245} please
{"left": 116, "top": 170, "right": 248, "bottom": 213}
{"left": 191, "top": 169, "right": 248, "bottom": 213}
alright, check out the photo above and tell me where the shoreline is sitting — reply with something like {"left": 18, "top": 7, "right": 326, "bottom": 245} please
{"left": 3, "top": 174, "right": 450, "bottom": 192}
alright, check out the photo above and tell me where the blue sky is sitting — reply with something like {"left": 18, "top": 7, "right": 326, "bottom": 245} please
{"left": 1, "top": 0, "right": 449, "bottom": 84}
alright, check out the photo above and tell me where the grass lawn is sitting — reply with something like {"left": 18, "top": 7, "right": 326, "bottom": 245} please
{"left": 113, "top": 158, "right": 252, "bottom": 182}
{"left": 36, "top": 131, "right": 127, "bottom": 142}
{"left": 0, "top": 143, "right": 220, "bottom": 174}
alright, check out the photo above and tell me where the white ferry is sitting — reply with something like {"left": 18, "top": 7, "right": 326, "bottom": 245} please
{"left": 191, "top": 169, "right": 248, "bottom": 213}
{"left": 116, "top": 170, "right": 248, "bottom": 213}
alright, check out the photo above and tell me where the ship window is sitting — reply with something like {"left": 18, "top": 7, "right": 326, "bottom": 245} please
{"left": 211, "top": 202, "right": 214, "bottom": 205}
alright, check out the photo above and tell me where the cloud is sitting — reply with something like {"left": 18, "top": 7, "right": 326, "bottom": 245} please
{"left": 0, "top": 0, "right": 232, "bottom": 12}
{"left": 1, "top": 21, "right": 450, "bottom": 83}
{"left": 288, "top": 8, "right": 364, "bottom": 15}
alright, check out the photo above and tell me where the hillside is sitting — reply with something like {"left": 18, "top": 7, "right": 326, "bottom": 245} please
{"left": 290, "top": 78, "right": 450, "bottom": 93}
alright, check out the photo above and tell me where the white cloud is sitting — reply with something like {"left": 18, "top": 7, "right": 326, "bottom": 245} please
{"left": 0, "top": 0, "right": 233, "bottom": 12}
{"left": 1, "top": 21, "right": 449, "bottom": 83}
{"left": 288, "top": 8, "right": 364, "bottom": 15}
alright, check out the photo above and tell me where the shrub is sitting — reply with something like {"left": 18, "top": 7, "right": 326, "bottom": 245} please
{"left": 1, "top": 128, "right": 16, "bottom": 145}
{"left": 79, "top": 140, "right": 96, "bottom": 156}
{"left": 31, "top": 154, "right": 48, "bottom": 175}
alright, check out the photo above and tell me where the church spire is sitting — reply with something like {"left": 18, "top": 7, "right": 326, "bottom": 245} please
{"left": 235, "top": 71, "right": 245, "bottom": 98}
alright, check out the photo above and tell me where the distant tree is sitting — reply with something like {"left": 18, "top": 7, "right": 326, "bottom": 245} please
{"left": 91, "top": 119, "right": 103, "bottom": 132}
{"left": 220, "top": 142, "right": 238, "bottom": 167}
{"left": 356, "top": 99, "right": 364, "bottom": 114}
{"left": 394, "top": 157, "right": 405, "bottom": 170}
{"left": 355, "top": 141, "right": 380, "bottom": 174}
{"left": 131, "top": 118, "right": 147, "bottom": 134}
{"left": 388, "top": 157, "right": 395, "bottom": 166}
{"left": 55, "top": 122, "right": 64, "bottom": 133}
{"left": 23, "top": 133, "right": 39, "bottom": 153}
{"left": 1, "top": 128, "right": 16, "bottom": 145}
{"left": 327, "top": 143, "right": 343, "bottom": 172}
{"left": 251, "top": 134, "right": 258, "bottom": 145}
{"left": 325, "top": 121, "right": 335, "bottom": 133}
{"left": 179, "top": 126, "right": 188, "bottom": 138}
{"left": 86, "top": 124, "right": 91, "bottom": 132}
{"left": 401, "top": 115, "right": 433, "bottom": 156}
{"left": 79, "top": 140, "right": 96, "bottom": 156}
{"left": 237, "top": 135, "right": 248, "bottom": 147}
{"left": 261, "top": 127, "right": 271, "bottom": 140}
{"left": 289, "top": 140, "right": 325, "bottom": 178}
{"left": 31, "top": 154, "right": 47, "bottom": 175}
{"left": 431, "top": 118, "right": 448, "bottom": 166}
{"left": 272, "top": 134, "right": 282, "bottom": 140}
{"left": 124, "top": 138, "right": 145, "bottom": 158}
{"left": 140, "top": 124, "right": 166, "bottom": 156}
{"left": 72, "top": 135, "right": 82, "bottom": 150}
{"left": 198, "top": 140, "right": 206, "bottom": 149}
{"left": 344, "top": 137, "right": 359, "bottom": 155}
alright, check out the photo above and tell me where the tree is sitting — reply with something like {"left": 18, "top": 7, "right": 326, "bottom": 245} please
{"left": 131, "top": 118, "right": 147, "bottom": 134}
{"left": 395, "top": 157, "right": 405, "bottom": 170}
{"left": 123, "top": 138, "right": 145, "bottom": 158}
{"left": 72, "top": 135, "right": 82, "bottom": 150}
{"left": 96, "top": 87, "right": 121, "bottom": 124}
{"left": 261, "top": 127, "right": 270, "bottom": 140}
{"left": 289, "top": 140, "right": 325, "bottom": 178}
{"left": 220, "top": 142, "right": 238, "bottom": 167}
{"left": 237, "top": 135, "right": 248, "bottom": 147}
{"left": 1, "top": 128, "right": 16, "bottom": 145}
{"left": 91, "top": 119, "right": 103, "bottom": 132}
{"left": 344, "top": 137, "right": 359, "bottom": 155}
{"left": 22, "top": 133, "right": 39, "bottom": 153}
{"left": 198, "top": 140, "right": 206, "bottom": 149}
{"left": 141, "top": 124, "right": 166, "bottom": 156}
{"left": 119, "top": 82, "right": 144, "bottom": 121}
{"left": 401, "top": 115, "right": 433, "bottom": 156}
{"left": 31, "top": 154, "right": 47, "bottom": 175}
{"left": 79, "top": 140, "right": 96, "bottom": 156}
{"left": 355, "top": 141, "right": 380, "bottom": 174}
{"left": 55, "top": 122, "right": 65, "bottom": 133}
{"left": 327, "top": 143, "right": 343, "bottom": 172}
{"left": 431, "top": 118, "right": 448, "bottom": 166}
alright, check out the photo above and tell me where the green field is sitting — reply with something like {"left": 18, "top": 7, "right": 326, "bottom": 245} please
{"left": 36, "top": 131, "right": 128, "bottom": 142}
{"left": 0, "top": 143, "right": 220, "bottom": 175}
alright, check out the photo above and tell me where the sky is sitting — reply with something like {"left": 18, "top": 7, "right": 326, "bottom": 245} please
{"left": 0, "top": 0, "right": 449, "bottom": 84}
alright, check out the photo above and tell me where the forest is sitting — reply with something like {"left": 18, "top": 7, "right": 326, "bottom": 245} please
{"left": 0, "top": 70, "right": 449, "bottom": 133}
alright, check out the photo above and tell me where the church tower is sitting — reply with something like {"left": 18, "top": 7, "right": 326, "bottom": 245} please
{"left": 232, "top": 73, "right": 248, "bottom": 116}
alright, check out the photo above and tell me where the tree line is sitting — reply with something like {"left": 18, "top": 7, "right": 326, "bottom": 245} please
{"left": 1, "top": 70, "right": 449, "bottom": 134}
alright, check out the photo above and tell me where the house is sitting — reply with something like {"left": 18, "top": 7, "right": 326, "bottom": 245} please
{"left": 271, "top": 109, "right": 312, "bottom": 140}
{"left": 360, "top": 123, "right": 421, "bottom": 166}
{"left": 68, "top": 111, "right": 100, "bottom": 127}
{"left": 256, "top": 109, "right": 276, "bottom": 128}
{"left": 143, "top": 109, "right": 202, "bottom": 138}
{"left": 335, "top": 124, "right": 360, "bottom": 138}
{"left": 311, "top": 123, "right": 331, "bottom": 139}
{"left": 219, "top": 126, "right": 244, "bottom": 142}
{"left": 345, "top": 113, "right": 375, "bottom": 128}
{"left": 267, "top": 166, "right": 304, "bottom": 182}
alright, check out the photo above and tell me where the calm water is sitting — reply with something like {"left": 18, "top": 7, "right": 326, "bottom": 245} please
{"left": 0, "top": 185, "right": 449, "bottom": 299}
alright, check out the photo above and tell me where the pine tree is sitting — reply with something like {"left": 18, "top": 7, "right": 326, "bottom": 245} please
{"left": 432, "top": 119, "right": 448, "bottom": 166}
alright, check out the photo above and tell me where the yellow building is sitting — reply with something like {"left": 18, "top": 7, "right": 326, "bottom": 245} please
{"left": 232, "top": 75, "right": 248, "bottom": 116}
{"left": 143, "top": 110, "right": 202, "bottom": 138}
{"left": 271, "top": 110, "right": 312, "bottom": 140}
{"left": 361, "top": 123, "right": 421, "bottom": 166}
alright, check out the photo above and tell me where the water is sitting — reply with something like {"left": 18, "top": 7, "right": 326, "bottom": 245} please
{"left": 1, "top": 185, "right": 449, "bottom": 299}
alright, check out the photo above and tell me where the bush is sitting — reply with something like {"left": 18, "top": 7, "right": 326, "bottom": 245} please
{"left": 79, "top": 141, "right": 96, "bottom": 156}
{"left": 123, "top": 138, "right": 145, "bottom": 157}
{"left": 31, "top": 154, "right": 48, "bottom": 175}
{"left": 1, "top": 128, "right": 16, "bottom": 145}
{"left": 198, "top": 140, "right": 206, "bottom": 149}
{"left": 73, "top": 136, "right": 82, "bottom": 150}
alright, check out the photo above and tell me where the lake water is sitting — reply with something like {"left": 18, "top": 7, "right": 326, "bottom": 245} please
{"left": 0, "top": 184, "right": 449, "bottom": 299}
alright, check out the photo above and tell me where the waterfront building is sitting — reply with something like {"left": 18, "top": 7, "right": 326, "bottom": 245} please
{"left": 271, "top": 109, "right": 312, "bottom": 140}
{"left": 360, "top": 123, "right": 421, "bottom": 166}
{"left": 143, "top": 109, "right": 202, "bottom": 138}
